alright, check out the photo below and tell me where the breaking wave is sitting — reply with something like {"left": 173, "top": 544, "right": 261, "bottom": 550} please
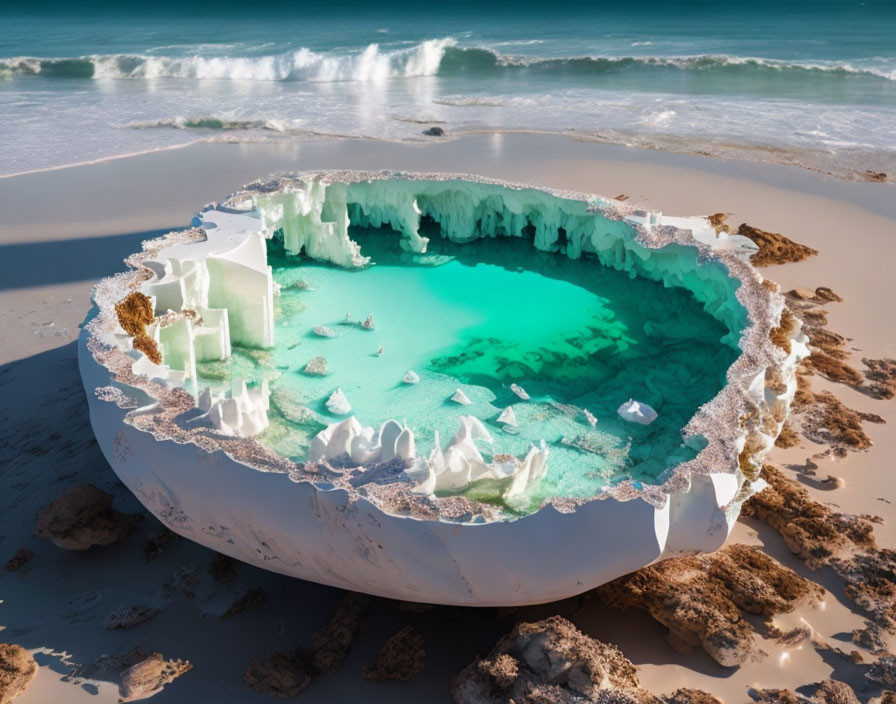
{"left": 3, "top": 42, "right": 894, "bottom": 82}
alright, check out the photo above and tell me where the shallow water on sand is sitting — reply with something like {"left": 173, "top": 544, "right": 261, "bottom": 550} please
{"left": 198, "top": 226, "right": 739, "bottom": 508}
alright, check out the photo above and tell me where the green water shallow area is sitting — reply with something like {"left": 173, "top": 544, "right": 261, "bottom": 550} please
{"left": 197, "top": 223, "right": 743, "bottom": 510}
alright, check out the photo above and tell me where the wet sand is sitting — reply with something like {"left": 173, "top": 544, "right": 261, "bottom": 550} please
{"left": 1, "top": 134, "right": 894, "bottom": 703}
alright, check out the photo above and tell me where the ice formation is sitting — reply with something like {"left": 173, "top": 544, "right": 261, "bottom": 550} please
{"left": 187, "top": 380, "right": 271, "bottom": 437}
{"left": 497, "top": 406, "right": 518, "bottom": 427}
{"left": 80, "top": 171, "right": 808, "bottom": 605}
{"left": 326, "top": 388, "right": 352, "bottom": 415}
{"left": 450, "top": 388, "right": 473, "bottom": 405}
{"left": 617, "top": 399, "right": 658, "bottom": 425}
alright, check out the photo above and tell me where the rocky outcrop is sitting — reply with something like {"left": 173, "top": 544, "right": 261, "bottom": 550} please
{"left": 453, "top": 616, "right": 722, "bottom": 704}
{"left": 0, "top": 644, "right": 38, "bottom": 704}
{"left": 863, "top": 358, "right": 896, "bottom": 400}
{"left": 869, "top": 655, "right": 896, "bottom": 689}
{"left": 744, "top": 465, "right": 896, "bottom": 655}
{"left": 740, "top": 223, "right": 818, "bottom": 266}
{"left": 751, "top": 679, "right": 861, "bottom": 704}
{"left": 208, "top": 553, "right": 239, "bottom": 584}
{"left": 596, "top": 543, "right": 824, "bottom": 667}
{"left": 363, "top": 625, "right": 426, "bottom": 682}
{"left": 423, "top": 126, "right": 445, "bottom": 136}
{"left": 452, "top": 616, "right": 653, "bottom": 704}
{"left": 742, "top": 465, "right": 876, "bottom": 568}
{"left": 244, "top": 590, "right": 370, "bottom": 696}
{"left": 310, "top": 592, "right": 370, "bottom": 673}
{"left": 66, "top": 647, "right": 190, "bottom": 703}
{"left": 220, "top": 586, "right": 265, "bottom": 620}
{"left": 118, "top": 652, "right": 193, "bottom": 703}
{"left": 244, "top": 649, "right": 314, "bottom": 698}
{"left": 35, "top": 484, "right": 140, "bottom": 550}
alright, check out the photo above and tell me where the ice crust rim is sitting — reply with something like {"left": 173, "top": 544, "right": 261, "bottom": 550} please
{"left": 84, "top": 169, "right": 800, "bottom": 524}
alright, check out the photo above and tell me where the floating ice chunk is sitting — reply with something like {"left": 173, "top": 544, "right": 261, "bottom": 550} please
{"left": 617, "top": 399, "right": 658, "bottom": 425}
{"left": 510, "top": 383, "right": 530, "bottom": 401}
{"left": 326, "top": 388, "right": 352, "bottom": 415}
{"left": 497, "top": 406, "right": 518, "bottom": 427}
{"left": 361, "top": 314, "right": 375, "bottom": 330}
{"left": 303, "top": 356, "right": 327, "bottom": 375}
{"left": 584, "top": 408, "right": 598, "bottom": 428}
{"left": 403, "top": 370, "right": 420, "bottom": 384}
{"left": 313, "top": 325, "right": 337, "bottom": 338}
{"left": 450, "top": 388, "right": 472, "bottom": 405}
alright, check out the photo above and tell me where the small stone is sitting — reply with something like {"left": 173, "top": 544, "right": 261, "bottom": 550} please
{"left": 363, "top": 625, "right": 426, "bottom": 682}
{"left": 423, "top": 126, "right": 445, "bottom": 137}
{"left": 313, "top": 325, "right": 336, "bottom": 338}
{"left": 303, "top": 356, "right": 328, "bottom": 376}
{"left": 35, "top": 484, "right": 140, "bottom": 550}
{"left": 220, "top": 586, "right": 265, "bottom": 620}
{"left": 3, "top": 549, "right": 33, "bottom": 573}
{"left": 103, "top": 605, "right": 159, "bottom": 630}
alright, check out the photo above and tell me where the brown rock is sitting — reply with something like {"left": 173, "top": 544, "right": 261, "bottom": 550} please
{"left": 775, "top": 423, "right": 800, "bottom": 449}
{"left": 118, "top": 652, "right": 192, "bottom": 703}
{"left": 707, "top": 213, "right": 732, "bottom": 235}
{"left": 310, "top": 592, "right": 371, "bottom": 674}
{"left": 103, "top": 605, "right": 159, "bottom": 630}
{"left": 869, "top": 656, "right": 896, "bottom": 688}
{"left": 452, "top": 616, "right": 660, "bottom": 704}
{"left": 3, "top": 549, "right": 33, "bottom": 573}
{"left": 114, "top": 291, "right": 154, "bottom": 337}
{"left": 220, "top": 586, "right": 265, "bottom": 620}
{"left": 0, "top": 644, "right": 38, "bottom": 704}
{"left": 141, "top": 529, "right": 175, "bottom": 563}
{"left": 596, "top": 543, "right": 822, "bottom": 667}
{"left": 751, "top": 688, "right": 802, "bottom": 703}
{"left": 863, "top": 358, "right": 896, "bottom": 400}
{"left": 35, "top": 484, "right": 140, "bottom": 550}
{"left": 739, "top": 223, "right": 818, "bottom": 266}
{"left": 742, "top": 465, "right": 876, "bottom": 568}
{"left": 208, "top": 553, "right": 239, "bottom": 584}
{"left": 244, "top": 649, "right": 314, "bottom": 698}
{"left": 363, "top": 625, "right": 426, "bottom": 682}
{"left": 115, "top": 292, "right": 161, "bottom": 364}
{"left": 665, "top": 689, "right": 723, "bottom": 704}
{"left": 863, "top": 171, "right": 888, "bottom": 182}
{"left": 813, "top": 679, "right": 860, "bottom": 704}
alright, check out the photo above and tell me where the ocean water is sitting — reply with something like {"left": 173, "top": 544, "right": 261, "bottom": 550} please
{"left": 196, "top": 226, "right": 738, "bottom": 510}
{"left": 2, "top": 5, "right": 895, "bottom": 177}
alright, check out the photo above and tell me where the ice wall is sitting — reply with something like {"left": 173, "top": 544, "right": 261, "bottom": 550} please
{"left": 256, "top": 178, "right": 747, "bottom": 344}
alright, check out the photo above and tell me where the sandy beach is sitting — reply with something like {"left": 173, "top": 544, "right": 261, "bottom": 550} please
{"left": 1, "top": 133, "right": 895, "bottom": 703}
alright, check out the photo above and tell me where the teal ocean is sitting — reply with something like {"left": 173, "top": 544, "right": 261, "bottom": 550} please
{"left": 2, "top": 3, "right": 895, "bottom": 176}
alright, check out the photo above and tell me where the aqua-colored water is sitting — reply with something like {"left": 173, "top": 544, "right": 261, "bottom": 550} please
{"left": 198, "top": 225, "right": 739, "bottom": 509}
{"left": 2, "top": 5, "right": 895, "bottom": 176}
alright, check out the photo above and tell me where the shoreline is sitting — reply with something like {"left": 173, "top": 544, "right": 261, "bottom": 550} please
{"left": 1, "top": 129, "right": 894, "bottom": 186}
{"left": 1, "top": 132, "right": 894, "bottom": 703}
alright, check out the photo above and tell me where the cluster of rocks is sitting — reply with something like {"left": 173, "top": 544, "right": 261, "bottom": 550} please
{"left": 452, "top": 616, "right": 721, "bottom": 704}
{"left": 595, "top": 543, "right": 824, "bottom": 667}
